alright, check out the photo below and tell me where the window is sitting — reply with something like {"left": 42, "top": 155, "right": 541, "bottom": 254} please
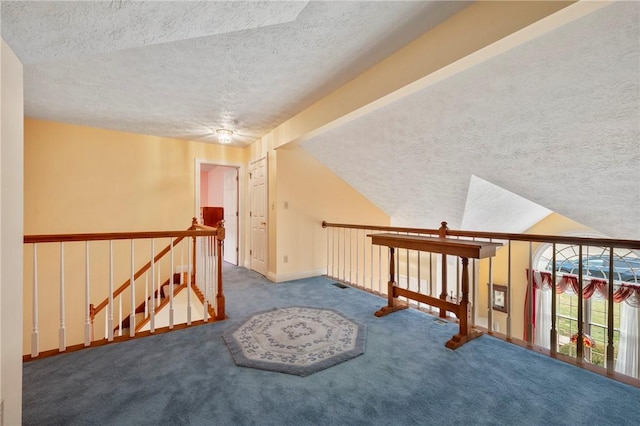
{"left": 534, "top": 244, "right": 639, "bottom": 375}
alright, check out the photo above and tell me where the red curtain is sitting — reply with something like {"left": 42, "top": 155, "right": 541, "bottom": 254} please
{"left": 523, "top": 269, "right": 640, "bottom": 341}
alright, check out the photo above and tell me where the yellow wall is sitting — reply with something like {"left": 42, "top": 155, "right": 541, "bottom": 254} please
{"left": 477, "top": 212, "right": 593, "bottom": 338}
{"left": 270, "top": 144, "right": 389, "bottom": 281}
{"left": 25, "top": 119, "right": 246, "bottom": 234}
{"left": 23, "top": 119, "right": 247, "bottom": 352}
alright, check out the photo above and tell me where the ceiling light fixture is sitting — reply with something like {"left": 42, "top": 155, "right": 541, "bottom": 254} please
{"left": 216, "top": 129, "right": 233, "bottom": 144}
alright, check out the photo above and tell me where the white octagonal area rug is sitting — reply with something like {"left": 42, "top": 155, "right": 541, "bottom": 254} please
{"left": 223, "top": 306, "right": 367, "bottom": 376}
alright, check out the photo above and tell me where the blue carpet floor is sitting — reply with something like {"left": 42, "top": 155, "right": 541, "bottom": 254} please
{"left": 23, "top": 266, "right": 640, "bottom": 425}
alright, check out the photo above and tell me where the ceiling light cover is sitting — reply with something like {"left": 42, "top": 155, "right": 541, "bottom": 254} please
{"left": 216, "top": 129, "right": 233, "bottom": 144}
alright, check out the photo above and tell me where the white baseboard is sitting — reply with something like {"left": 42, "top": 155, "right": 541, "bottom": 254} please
{"left": 266, "top": 268, "right": 327, "bottom": 283}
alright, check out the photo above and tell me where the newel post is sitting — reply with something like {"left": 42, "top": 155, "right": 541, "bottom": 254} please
{"left": 216, "top": 221, "right": 226, "bottom": 320}
{"left": 438, "top": 221, "right": 448, "bottom": 238}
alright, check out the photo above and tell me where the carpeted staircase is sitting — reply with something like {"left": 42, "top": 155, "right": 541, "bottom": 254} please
{"left": 115, "top": 273, "right": 184, "bottom": 335}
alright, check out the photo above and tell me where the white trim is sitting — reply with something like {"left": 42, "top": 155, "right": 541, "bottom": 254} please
{"left": 267, "top": 268, "right": 327, "bottom": 283}
{"left": 194, "top": 158, "right": 246, "bottom": 268}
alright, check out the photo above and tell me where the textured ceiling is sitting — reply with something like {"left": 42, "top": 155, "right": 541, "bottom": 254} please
{"left": 301, "top": 2, "right": 640, "bottom": 239}
{"left": 1, "top": 0, "right": 469, "bottom": 146}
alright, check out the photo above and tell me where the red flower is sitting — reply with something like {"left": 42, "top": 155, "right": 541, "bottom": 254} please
{"left": 570, "top": 333, "right": 595, "bottom": 348}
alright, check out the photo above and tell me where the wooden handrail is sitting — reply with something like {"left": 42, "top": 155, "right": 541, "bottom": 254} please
{"left": 92, "top": 235, "right": 187, "bottom": 316}
{"left": 24, "top": 222, "right": 221, "bottom": 321}
{"left": 24, "top": 229, "right": 215, "bottom": 244}
{"left": 322, "top": 221, "right": 640, "bottom": 250}
{"left": 23, "top": 218, "right": 227, "bottom": 356}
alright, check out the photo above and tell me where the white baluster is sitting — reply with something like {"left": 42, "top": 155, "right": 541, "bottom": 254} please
{"left": 336, "top": 228, "right": 340, "bottom": 279}
{"left": 32, "top": 244, "right": 39, "bottom": 357}
{"left": 150, "top": 239, "right": 155, "bottom": 332}
{"left": 213, "top": 236, "right": 217, "bottom": 312}
{"left": 430, "top": 253, "right": 434, "bottom": 298}
{"left": 214, "top": 237, "right": 218, "bottom": 310}
{"left": 118, "top": 289, "right": 122, "bottom": 337}
{"left": 144, "top": 272, "right": 149, "bottom": 317}
{"left": 187, "top": 238, "right": 192, "bottom": 325}
{"left": 417, "top": 251, "right": 422, "bottom": 296}
{"left": 84, "top": 242, "right": 91, "bottom": 346}
{"left": 180, "top": 241, "right": 184, "bottom": 284}
{"left": 108, "top": 240, "right": 114, "bottom": 341}
{"left": 130, "top": 239, "right": 136, "bottom": 337}
{"left": 356, "top": 229, "right": 360, "bottom": 285}
{"left": 343, "top": 229, "right": 346, "bottom": 281}
{"left": 370, "top": 231, "right": 374, "bottom": 291}
{"left": 362, "top": 230, "right": 367, "bottom": 289}
{"left": 349, "top": 229, "right": 353, "bottom": 283}
{"left": 156, "top": 253, "right": 161, "bottom": 308}
{"left": 59, "top": 242, "right": 66, "bottom": 351}
{"left": 378, "top": 245, "right": 382, "bottom": 294}
{"left": 169, "top": 238, "right": 174, "bottom": 329}
{"left": 488, "top": 255, "right": 494, "bottom": 332}
{"left": 203, "top": 237, "right": 209, "bottom": 322}
{"left": 326, "top": 228, "right": 330, "bottom": 277}
{"left": 507, "top": 240, "right": 512, "bottom": 338}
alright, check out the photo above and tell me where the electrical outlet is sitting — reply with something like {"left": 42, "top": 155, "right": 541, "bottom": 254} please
{"left": 284, "top": 255, "right": 288, "bottom": 263}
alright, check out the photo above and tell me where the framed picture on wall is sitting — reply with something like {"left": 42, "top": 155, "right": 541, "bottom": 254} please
{"left": 491, "top": 285, "right": 508, "bottom": 313}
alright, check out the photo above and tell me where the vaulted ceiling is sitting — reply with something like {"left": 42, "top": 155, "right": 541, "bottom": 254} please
{"left": 300, "top": 1, "right": 640, "bottom": 239}
{"left": 1, "top": 0, "right": 468, "bottom": 145}
{"left": 2, "top": 1, "right": 639, "bottom": 240}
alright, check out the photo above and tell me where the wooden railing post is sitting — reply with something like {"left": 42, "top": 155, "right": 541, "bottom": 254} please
{"left": 439, "top": 222, "right": 448, "bottom": 318}
{"left": 216, "top": 221, "right": 226, "bottom": 320}
{"left": 191, "top": 217, "right": 198, "bottom": 283}
{"left": 388, "top": 247, "right": 396, "bottom": 307}
{"left": 459, "top": 257, "right": 471, "bottom": 337}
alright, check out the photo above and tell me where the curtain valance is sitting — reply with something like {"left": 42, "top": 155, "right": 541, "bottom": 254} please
{"left": 527, "top": 269, "right": 640, "bottom": 308}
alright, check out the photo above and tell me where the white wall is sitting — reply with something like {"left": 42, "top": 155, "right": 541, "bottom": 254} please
{"left": 207, "top": 167, "right": 226, "bottom": 207}
{"left": 1, "top": 39, "right": 24, "bottom": 426}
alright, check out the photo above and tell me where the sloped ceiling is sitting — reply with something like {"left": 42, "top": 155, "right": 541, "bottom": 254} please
{"left": 460, "top": 175, "right": 551, "bottom": 233}
{"left": 301, "top": 1, "right": 640, "bottom": 240}
{"left": 0, "top": 0, "right": 469, "bottom": 146}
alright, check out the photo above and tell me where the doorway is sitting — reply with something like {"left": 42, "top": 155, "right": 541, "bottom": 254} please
{"left": 196, "top": 161, "right": 240, "bottom": 266}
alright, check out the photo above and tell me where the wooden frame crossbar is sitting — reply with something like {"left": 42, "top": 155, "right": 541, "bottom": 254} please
{"left": 370, "top": 230, "right": 502, "bottom": 349}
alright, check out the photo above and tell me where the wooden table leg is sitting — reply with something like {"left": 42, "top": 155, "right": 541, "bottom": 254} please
{"left": 439, "top": 252, "right": 448, "bottom": 318}
{"left": 375, "top": 247, "right": 407, "bottom": 317}
{"left": 446, "top": 256, "right": 482, "bottom": 349}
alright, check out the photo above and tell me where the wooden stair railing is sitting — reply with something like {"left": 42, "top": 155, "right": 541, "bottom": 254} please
{"left": 23, "top": 218, "right": 226, "bottom": 359}
{"left": 91, "top": 219, "right": 226, "bottom": 338}
{"left": 322, "top": 220, "right": 640, "bottom": 386}
{"left": 91, "top": 233, "right": 190, "bottom": 331}
{"left": 194, "top": 222, "right": 226, "bottom": 320}
{"left": 115, "top": 272, "right": 217, "bottom": 333}
{"left": 114, "top": 274, "right": 180, "bottom": 332}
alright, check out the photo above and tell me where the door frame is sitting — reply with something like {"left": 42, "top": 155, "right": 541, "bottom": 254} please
{"left": 194, "top": 158, "right": 245, "bottom": 267}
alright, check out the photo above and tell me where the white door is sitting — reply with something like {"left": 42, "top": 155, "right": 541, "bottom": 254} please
{"left": 223, "top": 168, "right": 238, "bottom": 265}
{"left": 250, "top": 157, "right": 268, "bottom": 276}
